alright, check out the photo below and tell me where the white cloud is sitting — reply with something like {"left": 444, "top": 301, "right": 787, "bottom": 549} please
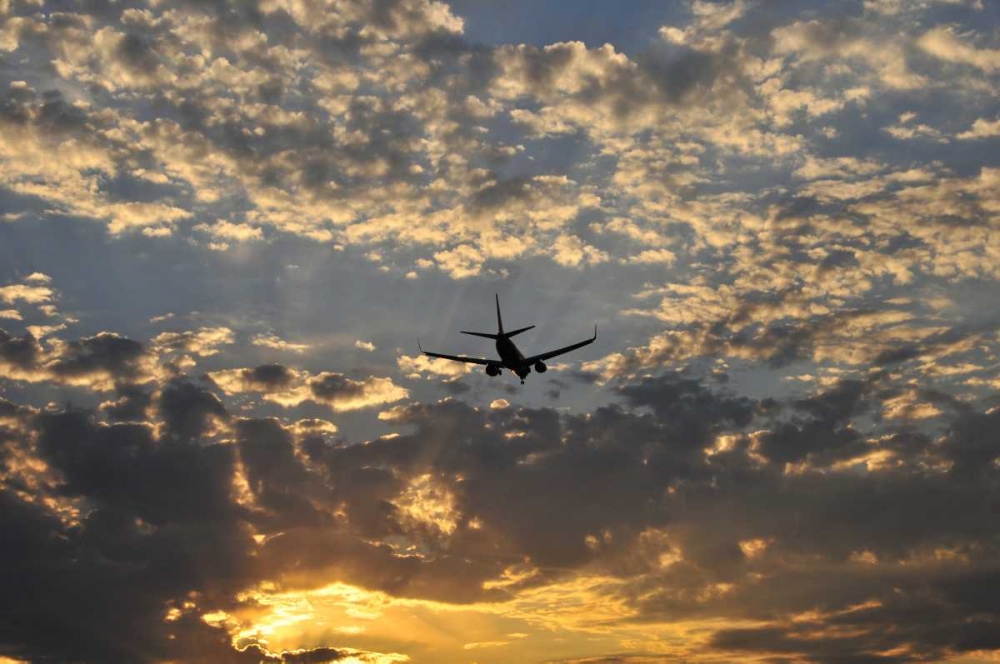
{"left": 0, "top": 283, "right": 53, "bottom": 304}
{"left": 918, "top": 26, "right": 1000, "bottom": 72}
{"left": 398, "top": 354, "right": 471, "bottom": 379}
{"left": 253, "top": 333, "right": 310, "bottom": 353}
{"left": 957, "top": 117, "right": 1000, "bottom": 139}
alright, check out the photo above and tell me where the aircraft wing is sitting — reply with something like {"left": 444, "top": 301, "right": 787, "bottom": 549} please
{"left": 419, "top": 341, "right": 494, "bottom": 366}
{"left": 524, "top": 326, "right": 597, "bottom": 365}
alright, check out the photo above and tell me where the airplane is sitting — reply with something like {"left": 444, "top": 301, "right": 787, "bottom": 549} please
{"left": 418, "top": 294, "right": 597, "bottom": 384}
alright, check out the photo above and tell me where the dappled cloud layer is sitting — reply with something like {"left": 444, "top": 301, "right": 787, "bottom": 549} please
{"left": 4, "top": 0, "right": 1000, "bottom": 662}
{"left": 4, "top": 328, "right": 1000, "bottom": 662}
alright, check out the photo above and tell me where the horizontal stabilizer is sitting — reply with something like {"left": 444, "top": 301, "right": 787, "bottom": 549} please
{"left": 502, "top": 325, "right": 535, "bottom": 338}
{"left": 461, "top": 331, "right": 500, "bottom": 340}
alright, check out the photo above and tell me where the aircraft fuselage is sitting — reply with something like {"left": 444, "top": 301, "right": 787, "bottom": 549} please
{"left": 496, "top": 336, "right": 530, "bottom": 380}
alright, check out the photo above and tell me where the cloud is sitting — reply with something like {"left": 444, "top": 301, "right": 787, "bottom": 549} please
{"left": 309, "top": 373, "right": 410, "bottom": 412}
{"left": 153, "top": 327, "right": 235, "bottom": 357}
{"left": 0, "top": 407, "right": 251, "bottom": 662}
{"left": 253, "top": 333, "right": 311, "bottom": 353}
{"left": 398, "top": 353, "right": 472, "bottom": 379}
{"left": 1, "top": 327, "right": 153, "bottom": 390}
{"left": 0, "top": 283, "right": 53, "bottom": 304}
{"left": 883, "top": 113, "right": 947, "bottom": 141}
{"left": 211, "top": 365, "right": 409, "bottom": 412}
{"left": 552, "top": 235, "right": 609, "bottom": 267}
{"left": 5, "top": 0, "right": 981, "bottom": 291}
{"left": 194, "top": 221, "right": 264, "bottom": 244}
{"left": 918, "top": 26, "right": 1000, "bottom": 72}
{"left": 5, "top": 337, "right": 1000, "bottom": 662}
{"left": 772, "top": 17, "right": 928, "bottom": 89}
{"left": 627, "top": 248, "right": 677, "bottom": 265}
{"left": 4, "top": 1, "right": 1000, "bottom": 662}
{"left": 957, "top": 117, "right": 1000, "bottom": 139}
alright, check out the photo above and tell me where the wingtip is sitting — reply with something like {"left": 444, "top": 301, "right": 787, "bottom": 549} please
{"left": 417, "top": 337, "right": 423, "bottom": 353}
{"left": 593, "top": 324, "right": 598, "bottom": 340}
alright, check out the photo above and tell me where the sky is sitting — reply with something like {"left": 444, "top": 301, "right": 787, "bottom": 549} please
{"left": 2, "top": 0, "right": 1000, "bottom": 662}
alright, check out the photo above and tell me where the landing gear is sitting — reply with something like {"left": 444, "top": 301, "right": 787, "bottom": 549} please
{"left": 520, "top": 379, "right": 524, "bottom": 385}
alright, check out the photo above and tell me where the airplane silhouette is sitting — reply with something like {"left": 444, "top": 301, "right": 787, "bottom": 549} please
{"left": 419, "top": 294, "right": 597, "bottom": 384}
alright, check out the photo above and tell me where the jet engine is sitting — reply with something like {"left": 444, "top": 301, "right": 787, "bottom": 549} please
{"left": 533, "top": 361, "right": 547, "bottom": 373}
{"left": 485, "top": 364, "right": 500, "bottom": 377}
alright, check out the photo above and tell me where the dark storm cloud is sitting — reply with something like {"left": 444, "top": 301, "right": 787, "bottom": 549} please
{"left": 326, "top": 384, "right": 751, "bottom": 570}
{"left": 709, "top": 562, "right": 1000, "bottom": 663}
{"left": 351, "top": 385, "right": 1000, "bottom": 662}
{"left": 616, "top": 374, "right": 754, "bottom": 447}
{"left": 755, "top": 377, "right": 871, "bottom": 465}
{"left": 0, "top": 386, "right": 417, "bottom": 662}
{"left": 942, "top": 403, "right": 1000, "bottom": 476}
{"left": 158, "top": 379, "right": 228, "bottom": 440}
{"left": 237, "top": 644, "right": 366, "bottom": 663}
{"left": 0, "top": 327, "right": 41, "bottom": 370}
{"left": 308, "top": 372, "right": 369, "bottom": 400}
{"left": 35, "top": 410, "right": 240, "bottom": 525}
{"left": 238, "top": 363, "right": 298, "bottom": 390}
{"left": 48, "top": 332, "right": 148, "bottom": 382}
{"left": 0, "top": 407, "right": 255, "bottom": 663}
{"left": 234, "top": 417, "right": 328, "bottom": 526}
{"left": 0, "top": 327, "right": 151, "bottom": 387}
{"left": 4, "top": 327, "right": 1000, "bottom": 661}
{"left": 101, "top": 383, "right": 154, "bottom": 422}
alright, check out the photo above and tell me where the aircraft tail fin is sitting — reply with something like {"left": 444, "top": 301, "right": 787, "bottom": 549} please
{"left": 460, "top": 296, "right": 532, "bottom": 340}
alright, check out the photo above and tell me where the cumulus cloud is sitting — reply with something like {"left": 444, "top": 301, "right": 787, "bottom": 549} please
{"left": 0, "top": 282, "right": 53, "bottom": 304}
{"left": 153, "top": 327, "right": 234, "bottom": 357}
{"left": 1, "top": 327, "right": 153, "bottom": 390}
{"left": 194, "top": 221, "right": 264, "bottom": 245}
{"left": 957, "top": 116, "right": 1000, "bottom": 139}
{"left": 210, "top": 365, "right": 409, "bottom": 412}
{"left": 252, "top": 333, "right": 311, "bottom": 353}
{"left": 2, "top": 315, "right": 1000, "bottom": 662}
{"left": 4, "top": 1, "right": 1000, "bottom": 662}
{"left": 918, "top": 25, "right": 1000, "bottom": 72}
{"left": 308, "top": 372, "right": 410, "bottom": 411}
{"left": 398, "top": 353, "right": 472, "bottom": 380}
